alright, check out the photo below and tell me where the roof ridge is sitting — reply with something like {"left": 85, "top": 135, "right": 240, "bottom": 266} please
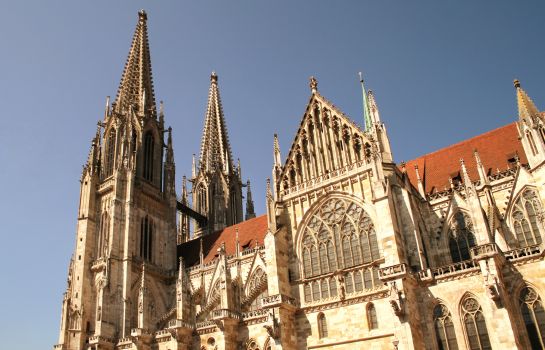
{"left": 406, "top": 122, "right": 516, "bottom": 162}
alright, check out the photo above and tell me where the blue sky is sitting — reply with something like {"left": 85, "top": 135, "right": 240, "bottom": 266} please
{"left": 0, "top": 1, "right": 544, "bottom": 348}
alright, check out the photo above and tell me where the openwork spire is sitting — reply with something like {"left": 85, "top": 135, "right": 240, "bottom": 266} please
{"left": 113, "top": 10, "right": 157, "bottom": 118}
{"left": 198, "top": 72, "right": 234, "bottom": 173}
{"left": 515, "top": 79, "right": 540, "bottom": 122}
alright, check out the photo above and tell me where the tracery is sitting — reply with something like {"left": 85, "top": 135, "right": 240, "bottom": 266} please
{"left": 301, "top": 198, "right": 380, "bottom": 279}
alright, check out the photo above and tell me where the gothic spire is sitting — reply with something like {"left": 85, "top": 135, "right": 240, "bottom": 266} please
{"left": 198, "top": 72, "right": 234, "bottom": 173}
{"left": 113, "top": 10, "right": 157, "bottom": 118}
{"left": 514, "top": 79, "right": 540, "bottom": 122}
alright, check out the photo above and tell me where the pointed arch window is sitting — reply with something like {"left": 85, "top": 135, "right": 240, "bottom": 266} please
{"left": 317, "top": 313, "right": 328, "bottom": 338}
{"left": 461, "top": 296, "right": 491, "bottom": 350}
{"left": 105, "top": 129, "right": 116, "bottom": 177}
{"left": 519, "top": 286, "right": 545, "bottom": 349}
{"left": 367, "top": 303, "right": 378, "bottom": 330}
{"left": 300, "top": 199, "right": 380, "bottom": 277}
{"left": 143, "top": 131, "right": 154, "bottom": 182}
{"left": 512, "top": 188, "right": 543, "bottom": 247}
{"left": 140, "top": 216, "right": 153, "bottom": 262}
{"left": 448, "top": 212, "right": 477, "bottom": 263}
{"left": 433, "top": 304, "right": 459, "bottom": 350}
{"left": 300, "top": 198, "right": 382, "bottom": 301}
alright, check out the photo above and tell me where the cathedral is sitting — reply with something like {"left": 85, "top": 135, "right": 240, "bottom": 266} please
{"left": 55, "top": 11, "right": 545, "bottom": 350}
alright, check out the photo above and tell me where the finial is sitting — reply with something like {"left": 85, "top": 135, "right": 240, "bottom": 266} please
{"left": 104, "top": 96, "right": 110, "bottom": 118}
{"left": 138, "top": 9, "right": 147, "bottom": 21}
{"left": 358, "top": 71, "right": 363, "bottom": 83}
{"left": 192, "top": 154, "right": 196, "bottom": 178}
{"left": 514, "top": 79, "right": 521, "bottom": 88}
{"left": 160, "top": 100, "right": 164, "bottom": 116}
{"left": 266, "top": 178, "right": 272, "bottom": 198}
{"left": 309, "top": 76, "right": 318, "bottom": 94}
{"left": 211, "top": 71, "right": 218, "bottom": 83}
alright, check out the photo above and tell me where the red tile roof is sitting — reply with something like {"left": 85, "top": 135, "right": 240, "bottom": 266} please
{"left": 177, "top": 215, "right": 268, "bottom": 267}
{"left": 403, "top": 122, "right": 527, "bottom": 194}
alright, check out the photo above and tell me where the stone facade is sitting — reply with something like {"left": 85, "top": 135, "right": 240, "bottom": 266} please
{"left": 55, "top": 11, "right": 545, "bottom": 350}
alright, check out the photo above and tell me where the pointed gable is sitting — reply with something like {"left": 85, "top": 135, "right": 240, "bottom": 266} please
{"left": 114, "top": 10, "right": 157, "bottom": 118}
{"left": 277, "top": 88, "right": 371, "bottom": 192}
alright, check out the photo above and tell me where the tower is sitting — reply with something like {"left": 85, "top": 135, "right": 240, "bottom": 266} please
{"left": 55, "top": 11, "right": 178, "bottom": 350}
{"left": 191, "top": 72, "right": 243, "bottom": 237}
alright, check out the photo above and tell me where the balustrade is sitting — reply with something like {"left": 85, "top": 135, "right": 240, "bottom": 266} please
{"left": 210, "top": 308, "right": 241, "bottom": 320}
{"left": 505, "top": 244, "right": 542, "bottom": 261}
{"left": 281, "top": 159, "right": 367, "bottom": 196}
{"left": 196, "top": 320, "right": 216, "bottom": 329}
{"left": 471, "top": 243, "right": 499, "bottom": 259}
{"left": 432, "top": 260, "right": 478, "bottom": 279}
{"left": 378, "top": 263, "right": 407, "bottom": 281}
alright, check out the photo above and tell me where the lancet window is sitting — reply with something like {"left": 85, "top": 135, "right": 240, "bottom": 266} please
{"left": 448, "top": 211, "right": 476, "bottom": 263}
{"left": 97, "top": 212, "right": 110, "bottom": 258}
{"left": 367, "top": 303, "right": 378, "bottom": 330}
{"left": 461, "top": 296, "right": 491, "bottom": 350}
{"left": 143, "top": 131, "right": 154, "bottom": 181}
{"left": 519, "top": 286, "right": 545, "bottom": 349}
{"left": 140, "top": 216, "right": 153, "bottom": 262}
{"left": 247, "top": 269, "right": 268, "bottom": 311}
{"left": 300, "top": 198, "right": 381, "bottom": 279}
{"left": 433, "top": 304, "right": 459, "bottom": 350}
{"left": 527, "top": 131, "right": 538, "bottom": 156}
{"left": 512, "top": 188, "right": 543, "bottom": 247}
{"left": 104, "top": 129, "right": 116, "bottom": 177}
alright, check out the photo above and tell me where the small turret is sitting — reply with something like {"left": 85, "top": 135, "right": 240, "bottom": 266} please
{"left": 245, "top": 179, "right": 256, "bottom": 220}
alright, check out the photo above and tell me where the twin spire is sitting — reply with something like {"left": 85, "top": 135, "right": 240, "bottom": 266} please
{"left": 114, "top": 10, "right": 157, "bottom": 118}
{"left": 198, "top": 72, "right": 234, "bottom": 174}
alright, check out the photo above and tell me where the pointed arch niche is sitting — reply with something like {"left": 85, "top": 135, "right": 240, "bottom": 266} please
{"left": 510, "top": 188, "right": 544, "bottom": 248}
